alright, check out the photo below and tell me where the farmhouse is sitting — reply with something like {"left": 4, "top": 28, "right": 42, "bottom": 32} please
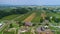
{"left": 24, "top": 22, "right": 32, "bottom": 26}
{"left": 36, "top": 26, "right": 53, "bottom": 34}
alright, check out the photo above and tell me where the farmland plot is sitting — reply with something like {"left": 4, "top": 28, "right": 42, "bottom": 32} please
{"left": 32, "top": 11, "right": 41, "bottom": 23}
{"left": 15, "top": 11, "right": 34, "bottom": 22}
{"left": 0, "top": 14, "right": 21, "bottom": 20}
{"left": 23, "top": 13, "right": 36, "bottom": 22}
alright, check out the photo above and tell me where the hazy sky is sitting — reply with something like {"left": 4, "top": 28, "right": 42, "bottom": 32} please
{"left": 0, "top": 0, "right": 60, "bottom": 5}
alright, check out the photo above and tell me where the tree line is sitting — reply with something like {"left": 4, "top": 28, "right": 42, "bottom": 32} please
{"left": 0, "top": 8, "right": 32, "bottom": 19}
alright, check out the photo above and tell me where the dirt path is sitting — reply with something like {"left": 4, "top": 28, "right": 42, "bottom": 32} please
{"left": 23, "top": 13, "right": 36, "bottom": 22}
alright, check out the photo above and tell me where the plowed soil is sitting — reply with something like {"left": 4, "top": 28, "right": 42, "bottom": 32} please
{"left": 23, "top": 13, "right": 36, "bottom": 22}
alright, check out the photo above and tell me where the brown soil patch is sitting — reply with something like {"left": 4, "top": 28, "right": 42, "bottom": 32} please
{"left": 23, "top": 13, "right": 36, "bottom": 22}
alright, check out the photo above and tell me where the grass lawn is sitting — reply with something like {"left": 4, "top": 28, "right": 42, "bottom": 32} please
{"left": 0, "top": 14, "right": 21, "bottom": 20}
{"left": 3, "top": 31, "right": 14, "bottom": 34}
{"left": 32, "top": 11, "right": 40, "bottom": 23}
{"left": 49, "top": 26, "right": 60, "bottom": 34}
{"left": 15, "top": 11, "right": 34, "bottom": 22}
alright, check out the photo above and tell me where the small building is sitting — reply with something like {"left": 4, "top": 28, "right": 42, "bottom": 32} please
{"left": 0, "top": 23, "right": 3, "bottom": 27}
{"left": 44, "top": 25, "right": 49, "bottom": 29}
{"left": 50, "top": 16, "right": 53, "bottom": 19}
{"left": 24, "top": 22, "right": 32, "bottom": 26}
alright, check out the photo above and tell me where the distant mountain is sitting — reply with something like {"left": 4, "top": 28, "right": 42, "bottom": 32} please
{"left": 43, "top": 5, "right": 60, "bottom": 6}
{"left": 0, "top": 4, "right": 39, "bottom": 6}
{"left": 0, "top": 4, "right": 60, "bottom": 7}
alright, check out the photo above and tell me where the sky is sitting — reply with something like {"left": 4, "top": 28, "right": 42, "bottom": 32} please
{"left": 0, "top": 0, "right": 60, "bottom": 5}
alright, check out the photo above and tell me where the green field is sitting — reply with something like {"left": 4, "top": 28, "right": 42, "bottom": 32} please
{"left": 0, "top": 6, "right": 60, "bottom": 34}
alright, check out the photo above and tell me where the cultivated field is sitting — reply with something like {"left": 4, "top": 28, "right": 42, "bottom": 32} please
{"left": 0, "top": 6, "right": 60, "bottom": 34}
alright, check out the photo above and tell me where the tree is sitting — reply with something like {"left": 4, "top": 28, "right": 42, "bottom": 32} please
{"left": 18, "top": 21, "right": 24, "bottom": 27}
{"left": 28, "top": 7, "right": 33, "bottom": 11}
{"left": 40, "top": 18, "right": 44, "bottom": 23}
{"left": 43, "top": 8, "right": 48, "bottom": 10}
{"left": 52, "top": 17, "right": 60, "bottom": 23}
{"left": 9, "top": 23, "right": 13, "bottom": 28}
{"left": 11, "top": 8, "right": 29, "bottom": 14}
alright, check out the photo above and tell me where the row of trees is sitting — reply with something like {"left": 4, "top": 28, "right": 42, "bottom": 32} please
{"left": 46, "top": 12, "right": 60, "bottom": 23}
{"left": 40, "top": 16, "right": 60, "bottom": 23}
{"left": 42, "top": 7, "right": 57, "bottom": 13}
{"left": 0, "top": 8, "right": 31, "bottom": 19}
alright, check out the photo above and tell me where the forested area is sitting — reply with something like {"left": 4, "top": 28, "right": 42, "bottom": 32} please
{"left": 0, "top": 7, "right": 32, "bottom": 19}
